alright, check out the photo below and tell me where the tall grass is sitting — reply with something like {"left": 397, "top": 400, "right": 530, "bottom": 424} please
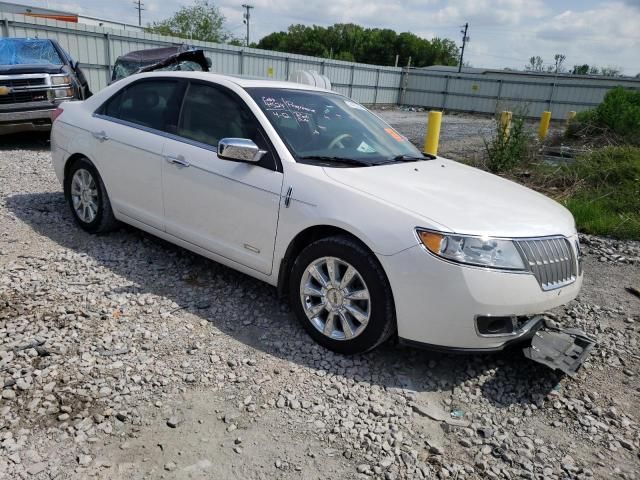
{"left": 556, "top": 147, "right": 640, "bottom": 239}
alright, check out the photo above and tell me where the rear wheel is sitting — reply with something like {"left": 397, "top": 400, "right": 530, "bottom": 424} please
{"left": 289, "top": 236, "right": 395, "bottom": 354}
{"left": 65, "top": 157, "right": 117, "bottom": 234}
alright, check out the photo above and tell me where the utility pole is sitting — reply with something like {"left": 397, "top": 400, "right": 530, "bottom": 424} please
{"left": 458, "top": 22, "right": 469, "bottom": 73}
{"left": 133, "top": 0, "right": 144, "bottom": 27}
{"left": 242, "top": 4, "right": 254, "bottom": 47}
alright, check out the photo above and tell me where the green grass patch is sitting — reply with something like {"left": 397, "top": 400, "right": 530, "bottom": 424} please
{"left": 540, "top": 146, "right": 640, "bottom": 239}
{"left": 564, "top": 196, "right": 640, "bottom": 239}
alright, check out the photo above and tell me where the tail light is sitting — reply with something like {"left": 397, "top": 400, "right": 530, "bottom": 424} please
{"left": 51, "top": 106, "right": 64, "bottom": 123}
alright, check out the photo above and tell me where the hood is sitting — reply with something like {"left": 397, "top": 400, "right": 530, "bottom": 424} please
{"left": 323, "top": 159, "right": 576, "bottom": 238}
{"left": 0, "top": 64, "right": 65, "bottom": 75}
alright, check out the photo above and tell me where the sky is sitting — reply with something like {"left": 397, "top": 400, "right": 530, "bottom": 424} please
{"left": 6, "top": 0, "right": 640, "bottom": 75}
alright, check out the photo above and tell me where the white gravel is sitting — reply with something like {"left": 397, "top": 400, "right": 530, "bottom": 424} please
{"left": 0, "top": 133, "right": 638, "bottom": 479}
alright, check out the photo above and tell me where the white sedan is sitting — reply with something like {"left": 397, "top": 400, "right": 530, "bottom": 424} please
{"left": 50, "top": 72, "right": 593, "bottom": 371}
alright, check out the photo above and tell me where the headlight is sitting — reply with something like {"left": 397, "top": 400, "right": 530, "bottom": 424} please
{"left": 54, "top": 87, "right": 74, "bottom": 98}
{"left": 51, "top": 75, "right": 71, "bottom": 85}
{"left": 417, "top": 229, "right": 525, "bottom": 270}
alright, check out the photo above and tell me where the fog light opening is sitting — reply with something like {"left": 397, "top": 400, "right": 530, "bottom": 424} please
{"left": 476, "top": 315, "right": 515, "bottom": 336}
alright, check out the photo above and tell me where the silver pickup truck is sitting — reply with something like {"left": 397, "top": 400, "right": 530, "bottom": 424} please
{"left": 0, "top": 38, "right": 91, "bottom": 135}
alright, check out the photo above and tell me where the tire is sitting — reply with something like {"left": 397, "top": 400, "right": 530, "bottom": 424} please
{"left": 64, "top": 157, "right": 118, "bottom": 234}
{"left": 289, "top": 235, "right": 396, "bottom": 354}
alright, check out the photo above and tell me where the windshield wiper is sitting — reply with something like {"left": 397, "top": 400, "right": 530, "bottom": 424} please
{"left": 376, "top": 154, "right": 435, "bottom": 165}
{"left": 297, "top": 156, "right": 373, "bottom": 167}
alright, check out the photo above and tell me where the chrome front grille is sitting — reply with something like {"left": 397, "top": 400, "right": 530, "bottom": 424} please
{"left": 0, "top": 77, "right": 46, "bottom": 88}
{"left": 515, "top": 237, "right": 577, "bottom": 291}
{"left": 0, "top": 89, "right": 49, "bottom": 105}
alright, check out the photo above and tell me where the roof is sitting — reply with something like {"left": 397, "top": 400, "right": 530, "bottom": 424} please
{"left": 0, "top": 0, "right": 142, "bottom": 29}
{"left": 418, "top": 64, "right": 640, "bottom": 81}
{"left": 419, "top": 65, "right": 486, "bottom": 74}
{"left": 116, "top": 45, "right": 195, "bottom": 63}
{"left": 134, "top": 71, "right": 334, "bottom": 93}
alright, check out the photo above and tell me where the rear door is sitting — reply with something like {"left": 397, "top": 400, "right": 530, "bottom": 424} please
{"left": 92, "top": 78, "right": 185, "bottom": 230}
{"left": 161, "top": 81, "right": 283, "bottom": 275}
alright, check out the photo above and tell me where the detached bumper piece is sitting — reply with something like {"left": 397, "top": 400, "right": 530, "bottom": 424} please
{"left": 522, "top": 321, "right": 596, "bottom": 376}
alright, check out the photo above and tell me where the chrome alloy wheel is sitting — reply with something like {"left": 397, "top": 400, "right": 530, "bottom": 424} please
{"left": 299, "top": 256, "right": 371, "bottom": 341}
{"left": 70, "top": 168, "right": 99, "bottom": 223}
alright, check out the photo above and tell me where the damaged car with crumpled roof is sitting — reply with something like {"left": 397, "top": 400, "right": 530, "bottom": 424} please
{"left": 110, "top": 44, "right": 211, "bottom": 83}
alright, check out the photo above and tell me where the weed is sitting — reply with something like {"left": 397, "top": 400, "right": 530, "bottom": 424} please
{"left": 536, "top": 147, "right": 640, "bottom": 239}
{"left": 568, "top": 88, "right": 640, "bottom": 145}
{"left": 483, "top": 113, "right": 532, "bottom": 173}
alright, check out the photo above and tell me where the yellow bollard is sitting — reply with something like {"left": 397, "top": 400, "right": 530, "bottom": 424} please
{"left": 500, "top": 111, "right": 512, "bottom": 139}
{"left": 423, "top": 110, "right": 442, "bottom": 155}
{"left": 538, "top": 111, "right": 552, "bottom": 140}
{"left": 566, "top": 110, "right": 576, "bottom": 124}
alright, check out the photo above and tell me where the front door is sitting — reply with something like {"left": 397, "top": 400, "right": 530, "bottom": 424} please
{"left": 162, "top": 81, "right": 283, "bottom": 275}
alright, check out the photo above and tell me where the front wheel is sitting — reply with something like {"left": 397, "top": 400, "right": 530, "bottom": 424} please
{"left": 289, "top": 236, "right": 395, "bottom": 354}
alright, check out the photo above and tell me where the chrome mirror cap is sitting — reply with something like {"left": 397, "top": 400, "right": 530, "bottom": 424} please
{"left": 218, "top": 138, "right": 266, "bottom": 163}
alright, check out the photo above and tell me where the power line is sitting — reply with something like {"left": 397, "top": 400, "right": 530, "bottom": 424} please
{"left": 458, "top": 22, "right": 469, "bottom": 73}
{"left": 242, "top": 4, "right": 254, "bottom": 47}
{"left": 133, "top": 0, "right": 144, "bottom": 27}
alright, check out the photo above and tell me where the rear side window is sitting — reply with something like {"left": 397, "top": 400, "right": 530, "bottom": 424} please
{"left": 101, "top": 80, "right": 182, "bottom": 133}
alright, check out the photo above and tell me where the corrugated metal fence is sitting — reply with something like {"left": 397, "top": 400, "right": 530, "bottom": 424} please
{"left": 401, "top": 68, "right": 640, "bottom": 119}
{"left": 0, "top": 12, "right": 402, "bottom": 105}
{"left": 2, "top": 12, "right": 639, "bottom": 117}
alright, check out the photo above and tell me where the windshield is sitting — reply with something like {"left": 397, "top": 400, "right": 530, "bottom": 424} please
{"left": 112, "top": 59, "right": 147, "bottom": 80}
{"left": 157, "top": 60, "right": 204, "bottom": 73}
{"left": 247, "top": 88, "right": 424, "bottom": 166}
{"left": 0, "top": 39, "right": 63, "bottom": 65}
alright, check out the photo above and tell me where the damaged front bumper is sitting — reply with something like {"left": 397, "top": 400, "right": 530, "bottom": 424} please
{"left": 522, "top": 322, "right": 597, "bottom": 377}
{"left": 401, "top": 316, "right": 597, "bottom": 376}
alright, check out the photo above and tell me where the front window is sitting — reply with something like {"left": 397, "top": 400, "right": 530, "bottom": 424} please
{"left": 248, "top": 88, "right": 425, "bottom": 167}
{"left": 0, "top": 39, "right": 63, "bottom": 65}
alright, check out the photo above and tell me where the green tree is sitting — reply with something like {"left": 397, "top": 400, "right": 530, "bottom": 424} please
{"left": 572, "top": 64, "right": 590, "bottom": 75}
{"left": 552, "top": 53, "right": 566, "bottom": 73}
{"left": 146, "top": 0, "right": 234, "bottom": 43}
{"left": 525, "top": 56, "right": 544, "bottom": 72}
{"left": 600, "top": 66, "right": 622, "bottom": 77}
{"left": 255, "top": 23, "right": 458, "bottom": 67}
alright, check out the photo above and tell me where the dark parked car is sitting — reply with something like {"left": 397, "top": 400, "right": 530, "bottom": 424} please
{"left": 111, "top": 44, "right": 211, "bottom": 82}
{"left": 0, "top": 38, "right": 92, "bottom": 135}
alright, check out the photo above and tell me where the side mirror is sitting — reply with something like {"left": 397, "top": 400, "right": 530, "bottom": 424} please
{"left": 218, "top": 138, "right": 267, "bottom": 163}
{"left": 206, "top": 57, "right": 213, "bottom": 69}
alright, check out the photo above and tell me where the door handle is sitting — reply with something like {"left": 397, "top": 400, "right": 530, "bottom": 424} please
{"left": 165, "top": 154, "right": 190, "bottom": 167}
{"left": 91, "top": 130, "right": 109, "bottom": 141}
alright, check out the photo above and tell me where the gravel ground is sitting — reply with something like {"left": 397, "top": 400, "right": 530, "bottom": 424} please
{"left": 377, "top": 108, "right": 495, "bottom": 162}
{"left": 376, "top": 108, "right": 565, "bottom": 163}
{"left": 0, "top": 129, "right": 639, "bottom": 480}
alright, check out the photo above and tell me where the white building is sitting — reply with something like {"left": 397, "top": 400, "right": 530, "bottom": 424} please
{"left": 0, "top": 1, "right": 144, "bottom": 32}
